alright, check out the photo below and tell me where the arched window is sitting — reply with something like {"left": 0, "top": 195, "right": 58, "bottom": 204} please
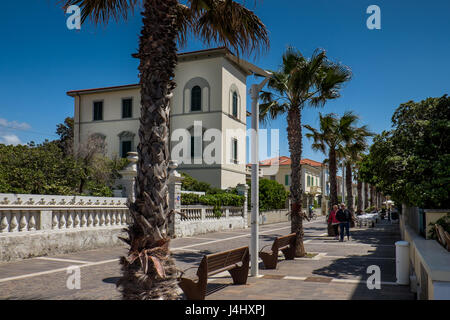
{"left": 118, "top": 131, "right": 135, "bottom": 158}
{"left": 191, "top": 86, "right": 202, "bottom": 111}
{"left": 232, "top": 92, "right": 238, "bottom": 118}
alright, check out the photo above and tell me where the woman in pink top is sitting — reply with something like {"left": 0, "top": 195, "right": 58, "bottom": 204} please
{"left": 328, "top": 205, "right": 340, "bottom": 240}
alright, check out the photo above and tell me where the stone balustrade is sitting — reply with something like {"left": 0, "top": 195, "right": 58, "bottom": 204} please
{"left": 0, "top": 194, "right": 130, "bottom": 234}
{"left": 180, "top": 206, "right": 244, "bottom": 221}
{"left": 176, "top": 205, "right": 246, "bottom": 238}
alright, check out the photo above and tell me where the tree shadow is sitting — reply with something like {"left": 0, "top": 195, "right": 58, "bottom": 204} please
{"left": 171, "top": 250, "right": 213, "bottom": 264}
{"left": 311, "top": 222, "right": 415, "bottom": 300}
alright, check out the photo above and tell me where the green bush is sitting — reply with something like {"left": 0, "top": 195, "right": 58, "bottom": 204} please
{"left": 181, "top": 192, "right": 244, "bottom": 207}
{"left": 181, "top": 173, "right": 211, "bottom": 193}
{"left": 248, "top": 178, "right": 288, "bottom": 211}
{"left": 359, "top": 95, "right": 450, "bottom": 209}
{"left": 0, "top": 140, "right": 128, "bottom": 196}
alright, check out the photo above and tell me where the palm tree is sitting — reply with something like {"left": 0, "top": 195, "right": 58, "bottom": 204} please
{"left": 364, "top": 181, "right": 369, "bottom": 211}
{"left": 304, "top": 111, "right": 361, "bottom": 210}
{"left": 260, "top": 48, "right": 351, "bottom": 256}
{"left": 62, "top": 0, "right": 269, "bottom": 300}
{"left": 355, "top": 156, "right": 366, "bottom": 214}
{"left": 338, "top": 125, "right": 373, "bottom": 214}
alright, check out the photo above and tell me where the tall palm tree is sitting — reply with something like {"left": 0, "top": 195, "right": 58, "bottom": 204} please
{"left": 370, "top": 185, "right": 375, "bottom": 209}
{"left": 62, "top": 0, "right": 269, "bottom": 300}
{"left": 364, "top": 181, "right": 369, "bottom": 211}
{"left": 338, "top": 125, "right": 373, "bottom": 214}
{"left": 356, "top": 173, "right": 363, "bottom": 213}
{"left": 259, "top": 48, "right": 351, "bottom": 256}
{"left": 355, "top": 157, "right": 366, "bottom": 214}
{"left": 304, "top": 111, "right": 360, "bottom": 210}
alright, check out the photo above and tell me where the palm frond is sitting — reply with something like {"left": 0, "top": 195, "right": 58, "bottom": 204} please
{"left": 175, "top": 3, "right": 195, "bottom": 47}
{"left": 189, "top": 0, "right": 269, "bottom": 56}
{"left": 259, "top": 100, "right": 288, "bottom": 124}
{"left": 62, "top": 0, "right": 138, "bottom": 24}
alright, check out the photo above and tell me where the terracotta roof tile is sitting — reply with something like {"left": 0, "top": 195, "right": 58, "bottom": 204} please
{"left": 257, "top": 156, "right": 323, "bottom": 167}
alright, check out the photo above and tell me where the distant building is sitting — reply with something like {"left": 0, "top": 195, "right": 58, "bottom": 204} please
{"left": 67, "top": 47, "right": 267, "bottom": 189}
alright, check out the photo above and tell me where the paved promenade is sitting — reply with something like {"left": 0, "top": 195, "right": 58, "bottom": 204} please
{"left": 0, "top": 218, "right": 415, "bottom": 300}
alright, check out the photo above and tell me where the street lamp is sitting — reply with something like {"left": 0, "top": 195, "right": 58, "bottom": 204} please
{"left": 250, "top": 72, "right": 272, "bottom": 277}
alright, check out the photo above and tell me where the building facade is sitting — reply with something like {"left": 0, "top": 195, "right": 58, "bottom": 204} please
{"left": 255, "top": 156, "right": 327, "bottom": 208}
{"left": 67, "top": 48, "right": 267, "bottom": 189}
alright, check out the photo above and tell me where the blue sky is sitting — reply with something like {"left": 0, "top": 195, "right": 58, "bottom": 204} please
{"left": 0, "top": 0, "right": 449, "bottom": 164}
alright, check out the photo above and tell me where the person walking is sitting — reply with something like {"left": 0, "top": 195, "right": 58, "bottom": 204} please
{"left": 336, "top": 203, "right": 351, "bottom": 242}
{"left": 308, "top": 204, "right": 314, "bottom": 219}
{"left": 328, "top": 205, "right": 340, "bottom": 240}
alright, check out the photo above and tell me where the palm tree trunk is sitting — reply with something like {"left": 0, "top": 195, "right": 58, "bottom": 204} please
{"left": 329, "top": 148, "right": 338, "bottom": 207}
{"left": 117, "top": 0, "right": 179, "bottom": 300}
{"left": 345, "top": 162, "right": 353, "bottom": 214}
{"left": 357, "top": 178, "right": 362, "bottom": 213}
{"left": 370, "top": 185, "right": 375, "bottom": 209}
{"left": 364, "top": 182, "right": 369, "bottom": 211}
{"left": 287, "top": 107, "right": 306, "bottom": 257}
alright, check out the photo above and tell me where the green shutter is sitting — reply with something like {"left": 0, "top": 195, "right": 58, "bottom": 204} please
{"left": 285, "top": 175, "right": 289, "bottom": 186}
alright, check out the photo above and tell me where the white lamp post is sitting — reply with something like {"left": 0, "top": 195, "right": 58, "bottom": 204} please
{"left": 250, "top": 72, "right": 271, "bottom": 277}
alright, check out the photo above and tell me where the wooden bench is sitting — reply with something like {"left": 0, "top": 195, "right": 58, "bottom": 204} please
{"left": 178, "top": 246, "right": 249, "bottom": 300}
{"left": 259, "top": 233, "right": 297, "bottom": 269}
{"left": 436, "top": 224, "right": 450, "bottom": 252}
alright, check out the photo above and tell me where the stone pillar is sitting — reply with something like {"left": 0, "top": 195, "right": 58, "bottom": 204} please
{"left": 236, "top": 184, "right": 249, "bottom": 228}
{"left": 118, "top": 152, "right": 138, "bottom": 202}
{"left": 168, "top": 160, "right": 184, "bottom": 238}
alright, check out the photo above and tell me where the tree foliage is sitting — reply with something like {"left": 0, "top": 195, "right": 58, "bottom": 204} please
{"left": 0, "top": 119, "right": 128, "bottom": 197}
{"left": 247, "top": 178, "right": 289, "bottom": 211}
{"left": 359, "top": 95, "right": 450, "bottom": 209}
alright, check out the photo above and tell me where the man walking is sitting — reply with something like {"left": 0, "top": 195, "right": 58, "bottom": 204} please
{"left": 336, "top": 203, "right": 351, "bottom": 242}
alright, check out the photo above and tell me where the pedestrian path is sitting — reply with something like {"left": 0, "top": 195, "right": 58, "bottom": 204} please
{"left": 0, "top": 219, "right": 415, "bottom": 300}
{"left": 206, "top": 220, "right": 415, "bottom": 300}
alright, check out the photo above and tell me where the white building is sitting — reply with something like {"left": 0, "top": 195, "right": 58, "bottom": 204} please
{"left": 67, "top": 47, "right": 267, "bottom": 189}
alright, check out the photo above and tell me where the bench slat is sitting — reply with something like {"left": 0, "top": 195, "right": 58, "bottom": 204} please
{"left": 206, "top": 247, "right": 248, "bottom": 273}
{"left": 272, "top": 233, "right": 296, "bottom": 251}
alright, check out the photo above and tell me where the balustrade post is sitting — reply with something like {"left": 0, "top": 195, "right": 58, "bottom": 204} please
{"left": 201, "top": 208, "right": 206, "bottom": 221}
{"left": 87, "top": 210, "right": 94, "bottom": 227}
{"left": 237, "top": 184, "right": 249, "bottom": 228}
{"left": 19, "top": 211, "right": 28, "bottom": 232}
{"left": 28, "top": 212, "right": 36, "bottom": 231}
{"left": 59, "top": 211, "right": 66, "bottom": 229}
{"left": 40, "top": 210, "right": 53, "bottom": 230}
{"left": 168, "top": 160, "right": 183, "bottom": 238}
{"left": 118, "top": 152, "right": 138, "bottom": 202}
{"left": 73, "top": 211, "right": 80, "bottom": 228}
{"left": 98, "top": 210, "right": 105, "bottom": 227}
{"left": 0, "top": 212, "right": 10, "bottom": 233}
{"left": 66, "top": 211, "right": 73, "bottom": 229}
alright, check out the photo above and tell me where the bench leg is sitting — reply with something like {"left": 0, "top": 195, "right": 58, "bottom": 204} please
{"left": 229, "top": 250, "right": 249, "bottom": 285}
{"left": 178, "top": 277, "right": 207, "bottom": 300}
{"left": 259, "top": 251, "right": 278, "bottom": 269}
{"left": 281, "top": 246, "right": 295, "bottom": 260}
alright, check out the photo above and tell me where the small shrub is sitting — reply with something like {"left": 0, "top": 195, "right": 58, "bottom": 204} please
{"left": 180, "top": 193, "right": 244, "bottom": 207}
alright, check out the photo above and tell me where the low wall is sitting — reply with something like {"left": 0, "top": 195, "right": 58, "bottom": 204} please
{"left": 0, "top": 193, "right": 130, "bottom": 262}
{"left": 0, "top": 193, "right": 247, "bottom": 261}
{"left": 400, "top": 206, "right": 450, "bottom": 300}
{"left": 247, "top": 208, "right": 323, "bottom": 226}
{"left": 0, "top": 227, "right": 126, "bottom": 262}
{"left": 246, "top": 209, "right": 290, "bottom": 226}
{"left": 176, "top": 205, "right": 246, "bottom": 237}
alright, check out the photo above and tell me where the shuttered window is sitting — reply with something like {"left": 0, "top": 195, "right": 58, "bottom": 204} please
{"left": 191, "top": 86, "right": 202, "bottom": 111}
{"left": 232, "top": 92, "right": 238, "bottom": 118}
{"left": 122, "top": 98, "right": 132, "bottom": 118}
{"left": 93, "top": 101, "right": 103, "bottom": 121}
